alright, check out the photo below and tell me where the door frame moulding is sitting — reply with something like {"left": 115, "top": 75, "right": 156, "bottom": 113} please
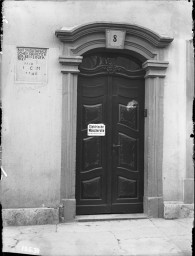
{"left": 55, "top": 22, "right": 173, "bottom": 221}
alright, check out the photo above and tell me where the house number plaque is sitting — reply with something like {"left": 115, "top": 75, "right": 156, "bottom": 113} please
{"left": 16, "top": 47, "right": 48, "bottom": 83}
{"left": 106, "top": 29, "right": 126, "bottom": 49}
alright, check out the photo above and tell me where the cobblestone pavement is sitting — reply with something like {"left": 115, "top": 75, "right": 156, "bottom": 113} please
{"left": 2, "top": 218, "right": 193, "bottom": 256}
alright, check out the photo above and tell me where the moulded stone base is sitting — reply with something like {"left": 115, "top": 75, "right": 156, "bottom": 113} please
{"left": 164, "top": 202, "right": 194, "bottom": 219}
{"left": 144, "top": 196, "right": 164, "bottom": 218}
{"left": 2, "top": 208, "right": 59, "bottom": 226}
{"left": 61, "top": 199, "right": 76, "bottom": 222}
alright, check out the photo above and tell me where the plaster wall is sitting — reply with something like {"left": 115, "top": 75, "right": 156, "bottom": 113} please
{"left": 163, "top": 39, "right": 189, "bottom": 202}
{"left": 1, "top": 1, "right": 192, "bottom": 209}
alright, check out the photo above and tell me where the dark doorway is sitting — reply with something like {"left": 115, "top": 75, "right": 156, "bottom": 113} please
{"left": 76, "top": 51, "right": 145, "bottom": 215}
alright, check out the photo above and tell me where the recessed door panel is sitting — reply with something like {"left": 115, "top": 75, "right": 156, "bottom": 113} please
{"left": 82, "top": 104, "right": 103, "bottom": 129}
{"left": 118, "top": 133, "right": 138, "bottom": 171}
{"left": 118, "top": 176, "right": 137, "bottom": 198}
{"left": 82, "top": 137, "right": 102, "bottom": 171}
{"left": 81, "top": 177, "right": 102, "bottom": 199}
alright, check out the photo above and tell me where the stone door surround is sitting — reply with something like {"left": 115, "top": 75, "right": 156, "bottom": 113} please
{"left": 55, "top": 22, "right": 173, "bottom": 221}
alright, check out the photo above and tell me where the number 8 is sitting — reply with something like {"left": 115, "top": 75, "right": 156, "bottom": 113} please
{"left": 113, "top": 35, "right": 117, "bottom": 42}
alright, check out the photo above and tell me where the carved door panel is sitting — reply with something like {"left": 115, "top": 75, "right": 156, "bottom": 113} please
{"left": 76, "top": 52, "right": 145, "bottom": 215}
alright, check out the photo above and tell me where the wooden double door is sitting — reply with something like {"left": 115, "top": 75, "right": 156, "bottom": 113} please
{"left": 76, "top": 52, "right": 145, "bottom": 215}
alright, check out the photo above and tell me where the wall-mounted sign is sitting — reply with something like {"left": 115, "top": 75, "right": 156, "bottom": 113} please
{"left": 106, "top": 29, "right": 126, "bottom": 49}
{"left": 15, "top": 47, "right": 48, "bottom": 83}
{"left": 87, "top": 124, "right": 105, "bottom": 136}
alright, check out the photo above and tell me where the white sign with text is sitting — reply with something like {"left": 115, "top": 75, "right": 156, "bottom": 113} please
{"left": 87, "top": 124, "right": 105, "bottom": 136}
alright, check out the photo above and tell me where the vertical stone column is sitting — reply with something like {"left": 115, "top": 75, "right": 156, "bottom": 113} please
{"left": 59, "top": 56, "right": 83, "bottom": 221}
{"left": 142, "top": 60, "right": 169, "bottom": 217}
{"left": 184, "top": 39, "right": 194, "bottom": 204}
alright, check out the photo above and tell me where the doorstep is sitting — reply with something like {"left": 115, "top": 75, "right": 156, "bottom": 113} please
{"left": 75, "top": 213, "right": 148, "bottom": 222}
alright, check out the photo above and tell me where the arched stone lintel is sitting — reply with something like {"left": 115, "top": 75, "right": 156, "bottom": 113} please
{"left": 70, "top": 40, "right": 156, "bottom": 61}
{"left": 124, "top": 42, "right": 157, "bottom": 60}
{"left": 55, "top": 22, "right": 173, "bottom": 48}
{"left": 56, "top": 23, "right": 173, "bottom": 61}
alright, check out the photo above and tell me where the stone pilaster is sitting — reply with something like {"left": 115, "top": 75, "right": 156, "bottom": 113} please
{"left": 59, "top": 56, "right": 83, "bottom": 222}
{"left": 142, "top": 60, "right": 169, "bottom": 217}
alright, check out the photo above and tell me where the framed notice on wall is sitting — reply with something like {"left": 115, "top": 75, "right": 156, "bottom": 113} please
{"left": 15, "top": 47, "right": 48, "bottom": 83}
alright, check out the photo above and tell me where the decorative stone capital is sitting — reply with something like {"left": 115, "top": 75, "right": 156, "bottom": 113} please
{"left": 142, "top": 60, "right": 169, "bottom": 78}
{"left": 59, "top": 56, "right": 83, "bottom": 74}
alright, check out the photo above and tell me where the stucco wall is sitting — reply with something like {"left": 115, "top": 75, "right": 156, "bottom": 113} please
{"left": 1, "top": 0, "right": 192, "bottom": 208}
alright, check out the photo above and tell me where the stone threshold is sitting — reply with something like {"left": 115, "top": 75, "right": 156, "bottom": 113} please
{"left": 75, "top": 213, "right": 148, "bottom": 222}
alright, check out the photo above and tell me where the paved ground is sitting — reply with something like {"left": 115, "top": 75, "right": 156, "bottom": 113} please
{"left": 2, "top": 218, "right": 193, "bottom": 256}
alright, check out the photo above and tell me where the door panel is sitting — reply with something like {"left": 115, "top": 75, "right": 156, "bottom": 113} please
{"left": 76, "top": 75, "right": 110, "bottom": 214}
{"left": 76, "top": 52, "right": 145, "bottom": 215}
{"left": 111, "top": 76, "right": 144, "bottom": 213}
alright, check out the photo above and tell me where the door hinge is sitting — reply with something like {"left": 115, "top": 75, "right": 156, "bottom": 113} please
{"left": 144, "top": 109, "right": 147, "bottom": 117}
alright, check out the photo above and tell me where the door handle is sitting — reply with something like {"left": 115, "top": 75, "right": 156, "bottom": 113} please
{"left": 112, "top": 144, "right": 121, "bottom": 149}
